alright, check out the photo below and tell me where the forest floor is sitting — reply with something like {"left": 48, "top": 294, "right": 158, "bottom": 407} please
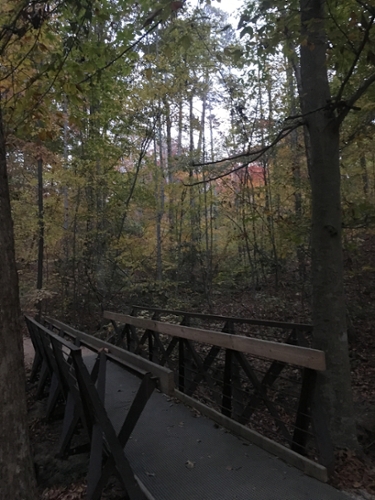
{"left": 25, "top": 235, "right": 375, "bottom": 499}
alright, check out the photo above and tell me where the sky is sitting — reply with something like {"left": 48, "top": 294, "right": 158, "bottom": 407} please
{"left": 191, "top": 0, "right": 244, "bottom": 24}
{"left": 218, "top": 0, "right": 244, "bottom": 21}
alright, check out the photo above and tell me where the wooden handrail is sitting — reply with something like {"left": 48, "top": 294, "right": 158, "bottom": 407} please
{"left": 45, "top": 317, "right": 175, "bottom": 395}
{"left": 104, "top": 311, "right": 325, "bottom": 371}
{"left": 26, "top": 315, "right": 81, "bottom": 352}
{"left": 129, "top": 305, "right": 313, "bottom": 331}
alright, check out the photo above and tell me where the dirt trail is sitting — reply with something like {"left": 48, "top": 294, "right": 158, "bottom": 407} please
{"left": 24, "top": 337, "right": 35, "bottom": 369}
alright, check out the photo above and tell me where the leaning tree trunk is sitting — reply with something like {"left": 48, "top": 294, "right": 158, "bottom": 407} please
{"left": 299, "top": 0, "right": 357, "bottom": 448}
{"left": 0, "top": 107, "right": 37, "bottom": 498}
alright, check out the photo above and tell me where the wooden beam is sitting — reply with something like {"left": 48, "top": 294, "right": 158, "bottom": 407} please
{"left": 45, "top": 318, "right": 175, "bottom": 396}
{"left": 26, "top": 316, "right": 81, "bottom": 352}
{"left": 103, "top": 312, "right": 326, "bottom": 371}
{"left": 174, "top": 390, "right": 328, "bottom": 483}
{"left": 128, "top": 306, "right": 313, "bottom": 331}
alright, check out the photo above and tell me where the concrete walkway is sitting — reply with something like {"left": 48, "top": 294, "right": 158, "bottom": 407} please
{"left": 24, "top": 338, "right": 351, "bottom": 500}
{"left": 87, "top": 355, "right": 349, "bottom": 500}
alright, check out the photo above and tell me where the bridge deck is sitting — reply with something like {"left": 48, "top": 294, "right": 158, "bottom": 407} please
{"left": 83, "top": 355, "right": 348, "bottom": 500}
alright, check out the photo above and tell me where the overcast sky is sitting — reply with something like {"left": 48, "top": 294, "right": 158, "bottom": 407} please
{"left": 190, "top": 0, "right": 244, "bottom": 24}
{"left": 218, "top": 0, "right": 243, "bottom": 21}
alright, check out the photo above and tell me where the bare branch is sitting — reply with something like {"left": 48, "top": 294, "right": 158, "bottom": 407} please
{"left": 185, "top": 122, "right": 303, "bottom": 186}
{"left": 0, "top": 0, "right": 30, "bottom": 56}
{"left": 338, "top": 71, "right": 375, "bottom": 124}
{"left": 0, "top": 29, "right": 41, "bottom": 83}
{"left": 335, "top": 9, "right": 375, "bottom": 105}
{"left": 327, "top": 1, "right": 356, "bottom": 54}
{"left": 356, "top": 0, "right": 375, "bottom": 16}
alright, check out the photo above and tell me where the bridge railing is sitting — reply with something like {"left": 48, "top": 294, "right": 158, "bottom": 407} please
{"left": 41, "top": 307, "right": 332, "bottom": 481}
{"left": 25, "top": 315, "right": 156, "bottom": 500}
{"left": 102, "top": 308, "right": 332, "bottom": 481}
{"left": 112, "top": 304, "right": 313, "bottom": 345}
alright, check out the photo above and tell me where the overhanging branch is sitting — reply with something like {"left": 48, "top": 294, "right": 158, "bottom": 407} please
{"left": 335, "top": 9, "right": 375, "bottom": 106}
{"left": 185, "top": 122, "right": 303, "bottom": 186}
{"left": 338, "top": 71, "right": 375, "bottom": 124}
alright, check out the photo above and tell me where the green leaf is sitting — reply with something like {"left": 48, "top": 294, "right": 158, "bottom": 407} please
{"left": 238, "top": 14, "right": 250, "bottom": 29}
{"left": 180, "top": 34, "right": 191, "bottom": 51}
{"left": 240, "top": 26, "right": 253, "bottom": 39}
{"left": 232, "top": 48, "right": 243, "bottom": 63}
{"left": 164, "top": 46, "right": 173, "bottom": 59}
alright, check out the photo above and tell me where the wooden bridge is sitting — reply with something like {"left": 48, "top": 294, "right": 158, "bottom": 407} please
{"left": 25, "top": 306, "right": 349, "bottom": 500}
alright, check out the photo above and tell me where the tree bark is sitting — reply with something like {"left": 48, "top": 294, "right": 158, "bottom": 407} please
{"left": 299, "top": 0, "right": 357, "bottom": 448}
{"left": 0, "top": 106, "right": 37, "bottom": 498}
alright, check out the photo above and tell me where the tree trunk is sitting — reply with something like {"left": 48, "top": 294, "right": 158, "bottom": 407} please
{"left": 0, "top": 106, "right": 37, "bottom": 499}
{"left": 189, "top": 94, "right": 199, "bottom": 278}
{"left": 177, "top": 98, "right": 183, "bottom": 156}
{"left": 155, "top": 117, "right": 164, "bottom": 282}
{"left": 36, "top": 157, "right": 44, "bottom": 321}
{"left": 360, "top": 154, "right": 368, "bottom": 199}
{"left": 286, "top": 58, "right": 306, "bottom": 281}
{"left": 164, "top": 98, "right": 175, "bottom": 236}
{"left": 299, "top": 0, "right": 357, "bottom": 448}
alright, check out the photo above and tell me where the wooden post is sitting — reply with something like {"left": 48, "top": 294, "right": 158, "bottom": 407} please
{"left": 222, "top": 349, "right": 233, "bottom": 418}
{"left": 178, "top": 338, "right": 185, "bottom": 392}
{"left": 292, "top": 368, "right": 316, "bottom": 455}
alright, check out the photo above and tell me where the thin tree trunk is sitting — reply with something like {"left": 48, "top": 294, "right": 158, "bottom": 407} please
{"left": 299, "top": 0, "right": 357, "bottom": 448}
{"left": 63, "top": 95, "right": 69, "bottom": 234}
{"left": 177, "top": 99, "right": 183, "bottom": 156}
{"left": 259, "top": 76, "right": 278, "bottom": 288}
{"left": 164, "top": 98, "right": 175, "bottom": 236}
{"left": 36, "top": 157, "right": 44, "bottom": 321}
{"left": 289, "top": 46, "right": 313, "bottom": 177}
{"left": 360, "top": 154, "right": 368, "bottom": 199}
{"left": 208, "top": 96, "right": 215, "bottom": 162}
{"left": 155, "top": 115, "right": 164, "bottom": 282}
{"left": 72, "top": 187, "right": 81, "bottom": 319}
{"left": 287, "top": 59, "right": 306, "bottom": 281}
{"left": 189, "top": 94, "right": 198, "bottom": 278}
{"left": 0, "top": 103, "right": 37, "bottom": 500}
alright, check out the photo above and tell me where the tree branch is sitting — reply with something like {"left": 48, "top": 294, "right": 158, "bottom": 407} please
{"left": 335, "top": 10, "right": 375, "bottom": 105}
{"left": 185, "top": 122, "right": 303, "bottom": 186}
{"left": 337, "top": 71, "right": 375, "bottom": 124}
{"left": 190, "top": 122, "right": 303, "bottom": 169}
{"left": 76, "top": 0, "right": 188, "bottom": 86}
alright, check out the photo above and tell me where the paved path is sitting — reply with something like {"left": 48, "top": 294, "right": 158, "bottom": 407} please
{"left": 84, "top": 355, "right": 350, "bottom": 500}
{"left": 24, "top": 338, "right": 351, "bottom": 500}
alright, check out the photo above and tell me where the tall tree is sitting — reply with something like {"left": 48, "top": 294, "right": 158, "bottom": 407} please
{"left": 0, "top": 102, "right": 37, "bottom": 499}
{"left": 299, "top": 0, "right": 357, "bottom": 448}
{"left": 234, "top": 0, "right": 375, "bottom": 447}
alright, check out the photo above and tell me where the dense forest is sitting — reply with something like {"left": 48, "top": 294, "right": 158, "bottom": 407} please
{"left": 2, "top": 0, "right": 375, "bottom": 498}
